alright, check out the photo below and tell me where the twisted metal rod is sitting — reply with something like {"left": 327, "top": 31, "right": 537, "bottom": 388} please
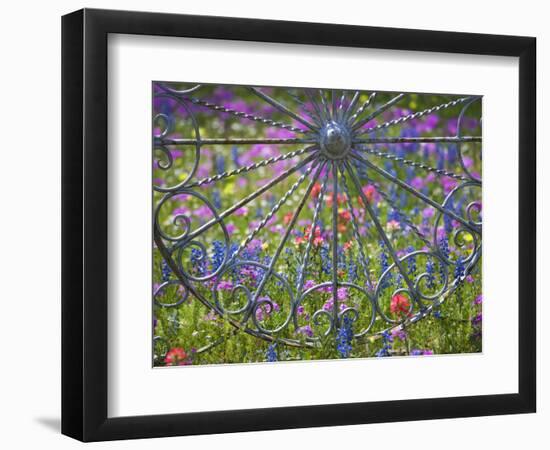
{"left": 347, "top": 92, "right": 376, "bottom": 126}
{"left": 365, "top": 175, "right": 433, "bottom": 250}
{"left": 185, "top": 147, "right": 315, "bottom": 189}
{"left": 343, "top": 91, "right": 361, "bottom": 123}
{"left": 296, "top": 172, "right": 330, "bottom": 294}
{"left": 357, "top": 146, "right": 469, "bottom": 182}
{"left": 318, "top": 90, "right": 332, "bottom": 122}
{"left": 181, "top": 95, "right": 308, "bottom": 134}
{"left": 353, "top": 136, "right": 481, "bottom": 144}
{"left": 344, "top": 160, "right": 419, "bottom": 301}
{"left": 233, "top": 162, "right": 318, "bottom": 261}
{"left": 305, "top": 89, "right": 328, "bottom": 124}
{"left": 331, "top": 162, "right": 340, "bottom": 325}
{"left": 285, "top": 90, "right": 323, "bottom": 128}
{"left": 359, "top": 96, "right": 471, "bottom": 135}
{"left": 158, "top": 137, "right": 317, "bottom": 146}
{"left": 249, "top": 87, "right": 318, "bottom": 131}
{"left": 352, "top": 93, "right": 405, "bottom": 131}
{"left": 185, "top": 153, "right": 318, "bottom": 241}
{"left": 338, "top": 164, "right": 375, "bottom": 289}
{"left": 247, "top": 161, "right": 326, "bottom": 311}
{"left": 350, "top": 153, "right": 479, "bottom": 234}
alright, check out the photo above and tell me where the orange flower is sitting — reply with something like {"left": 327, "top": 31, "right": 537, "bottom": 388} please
{"left": 338, "top": 209, "right": 352, "bottom": 222}
{"left": 311, "top": 183, "right": 322, "bottom": 199}
{"left": 343, "top": 241, "right": 353, "bottom": 252}
{"left": 358, "top": 184, "right": 377, "bottom": 207}
{"left": 294, "top": 225, "right": 324, "bottom": 247}
{"left": 326, "top": 193, "right": 347, "bottom": 208}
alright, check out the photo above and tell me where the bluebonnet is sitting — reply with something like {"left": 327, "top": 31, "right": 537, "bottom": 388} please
{"left": 211, "top": 240, "right": 226, "bottom": 271}
{"left": 266, "top": 343, "right": 277, "bottom": 362}
{"left": 190, "top": 248, "right": 206, "bottom": 276}
{"left": 384, "top": 160, "right": 396, "bottom": 176}
{"left": 231, "top": 145, "right": 240, "bottom": 167}
{"left": 439, "top": 237, "right": 450, "bottom": 259}
{"left": 447, "top": 144, "right": 458, "bottom": 163}
{"left": 212, "top": 189, "right": 221, "bottom": 209}
{"left": 215, "top": 154, "right": 225, "bottom": 174}
{"left": 405, "top": 166, "right": 415, "bottom": 183}
{"left": 388, "top": 208, "right": 400, "bottom": 223}
{"left": 426, "top": 259, "right": 436, "bottom": 289}
{"left": 320, "top": 244, "right": 332, "bottom": 275}
{"left": 337, "top": 316, "right": 354, "bottom": 358}
{"left": 436, "top": 145, "right": 445, "bottom": 170}
{"left": 161, "top": 260, "right": 171, "bottom": 281}
{"left": 347, "top": 257, "right": 358, "bottom": 283}
{"left": 439, "top": 237, "right": 450, "bottom": 281}
{"left": 433, "top": 309, "right": 442, "bottom": 319}
{"left": 399, "top": 127, "right": 419, "bottom": 155}
{"left": 406, "top": 246, "right": 417, "bottom": 275}
{"left": 375, "top": 331, "right": 393, "bottom": 357}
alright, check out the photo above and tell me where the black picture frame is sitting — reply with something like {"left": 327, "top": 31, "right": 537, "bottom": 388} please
{"left": 61, "top": 8, "right": 536, "bottom": 442}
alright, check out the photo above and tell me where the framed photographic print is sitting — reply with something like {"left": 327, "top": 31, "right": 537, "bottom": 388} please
{"left": 62, "top": 8, "right": 536, "bottom": 442}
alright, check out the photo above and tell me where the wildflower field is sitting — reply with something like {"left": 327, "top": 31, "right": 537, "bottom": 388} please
{"left": 152, "top": 83, "right": 482, "bottom": 367}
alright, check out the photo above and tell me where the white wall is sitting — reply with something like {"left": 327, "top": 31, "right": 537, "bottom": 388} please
{"left": 0, "top": 0, "right": 546, "bottom": 447}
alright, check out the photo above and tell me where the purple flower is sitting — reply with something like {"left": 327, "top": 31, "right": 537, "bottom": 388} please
{"left": 297, "top": 325, "right": 313, "bottom": 337}
{"left": 471, "top": 313, "right": 482, "bottom": 326}
{"left": 391, "top": 328, "right": 407, "bottom": 341}
{"left": 217, "top": 280, "right": 233, "bottom": 291}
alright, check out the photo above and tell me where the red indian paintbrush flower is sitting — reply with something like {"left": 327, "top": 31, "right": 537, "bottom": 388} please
{"left": 390, "top": 293, "right": 411, "bottom": 316}
{"left": 164, "top": 347, "right": 191, "bottom": 366}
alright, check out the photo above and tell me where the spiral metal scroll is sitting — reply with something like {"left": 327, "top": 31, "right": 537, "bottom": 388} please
{"left": 152, "top": 83, "right": 482, "bottom": 355}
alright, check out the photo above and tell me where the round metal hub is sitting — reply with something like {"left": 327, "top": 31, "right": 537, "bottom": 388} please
{"left": 319, "top": 122, "right": 352, "bottom": 159}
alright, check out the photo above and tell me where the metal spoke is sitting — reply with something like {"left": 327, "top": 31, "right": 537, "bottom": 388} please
{"left": 352, "top": 93, "right": 405, "bottom": 131}
{"left": 343, "top": 91, "right": 360, "bottom": 122}
{"left": 285, "top": 90, "right": 323, "bottom": 128}
{"left": 358, "top": 96, "right": 471, "bottom": 135}
{"left": 249, "top": 87, "right": 318, "bottom": 131}
{"left": 353, "top": 136, "right": 481, "bottom": 144}
{"left": 296, "top": 173, "right": 329, "bottom": 294}
{"left": 249, "top": 161, "right": 326, "bottom": 307}
{"left": 158, "top": 137, "right": 317, "bottom": 146}
{"left": 179, "top": 95, "right": 309, "bottom": 134}
{"left": 338, "top": 164, "right": 375, "bottom": 289}
{"left": 347, "top": 92, "right": 376, "bottom": 126}
{"left": 233, "top": 161, "right": 319, "bottom": 261}
{"left": 318, "top": 90, "right": 332, "bottom": 122}
{"left": 336, "top": 91, "right": 347, "bottom": 122}
{"left": 305, "top": 89, "right": 328, "bottom": 124}
{"left": 364, "top": 174, "right": 433, "bottom": 249}
{"left": 350, "top": 153, "right": 479, "bottom": 233}
{"left": 331, "top": 162, "right": 339, "bottom": 324}
{"left": 356, "top": 146, "right": 469, "bottom": 182}
{"left": 185, "top": 146, "right": 315, "bottom": 189}
{"left": 185, "top": 153, "right": 317, "bottom": 241}
{"left": 345, "top": 160, "right": 419, "bottom": 300}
